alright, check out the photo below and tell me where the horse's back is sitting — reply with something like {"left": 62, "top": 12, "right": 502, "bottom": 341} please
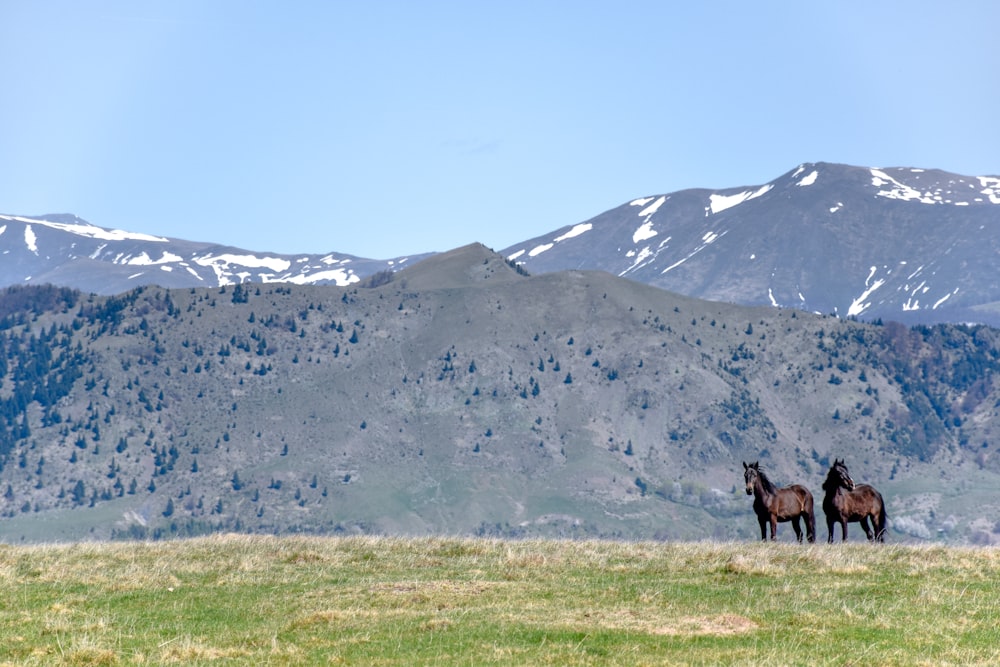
{"left": 775, "top": 484, "right": 814, "bottom": 516}
{"left": 854, "top": 484, "right": 884, "bottom": 505}
{"left": 843, "top": 484, "right": 885, "bottom": 525}
{"left": 788, "top": 484, "right": 814, "bottom": 507}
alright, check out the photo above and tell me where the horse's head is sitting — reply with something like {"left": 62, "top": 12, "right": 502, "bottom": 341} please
{"left": 742, "top": 461, "right": 759, "bottom": 495}
{"left": 827, "top": 458, "right": 855, "bottom": 491}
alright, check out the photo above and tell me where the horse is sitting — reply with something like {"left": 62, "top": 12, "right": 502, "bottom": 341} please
{"left": 822, "top": 458, "right": 888, "bottom": 543}
{"left": 742, "top": 461, "right": 816, "bottom": 543}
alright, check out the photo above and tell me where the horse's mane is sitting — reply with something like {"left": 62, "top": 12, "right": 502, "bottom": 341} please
{"left": 755, "top": 467, "right": 777, "bottom": 494}
{"left": 822, "top": 462, "right": 849, "bottom": 491}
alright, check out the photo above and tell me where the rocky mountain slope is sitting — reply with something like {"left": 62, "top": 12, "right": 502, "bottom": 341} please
{"left": 504, "top": 162, "right": 1000, "bottom": 326}
{"left": 5, "top": 162, "right": 999, "bottom": 329}
{"left": 1, "top": 245, "right": 999, "bottom": 544}
{"left": 0, "top": 213, "right": 428, "bottom": 294}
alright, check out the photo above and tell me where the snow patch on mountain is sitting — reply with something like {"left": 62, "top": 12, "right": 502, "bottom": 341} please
{"left": 933, "top": 289, "right": 958, "bottom": 309}
{"left": 24, "top": 226, "right": 38, "bottom": 254}
{"left": 625, "top": 196, "right": 668, "bottom": 243}
{"left": 123, "top": 251, "right": 184, "bottom": 266}
{"left": 661, "top": 230, "right": 727, "bottom": 274}
{"left": 797, "top": 170, "right": 818, "bottom": 186}
{"left": 319, "top": 254, "right": 354, "bottom": 266}
{"left": 706, "top": 184, "right": 772, "bottom": 215}
{"left": 979, "top": 176, "right": 1000, "bottom": 204}
{"left": 190, "top": 252, "right": 349, "bottom": 286}
{"left": 554, "top": 223, "right": 592, "bottom": 242}
{"left": 527, "top": 243, "right": 553, "bottom": 258}
{"left": 633, "top": 221, "right": 657, "bottom": 244}
{"left": 194, "top": 253, "right": 292, "bottom": 274}
{"left": 847, "top": 266, "right": 886, "bottom": 317}
{"left": 0, "top": 214, "right": 168, "bottom": 242}
{"left": 870, "top": 170, "right": 1000, "bottom": 206}
{"left": 871, "top": 169, "right": 936, "bottom": 204}
{"left": 638, "top": 196, "right": 666, "bottom": 217}
{"left": 507, "top": 223, "right": 593, "bottom": 263}
{"left": 286, "top": 268, "right": 359, "bottom": 285}
{"left": 707, "top": 193, "right": 742, "bottom": 215}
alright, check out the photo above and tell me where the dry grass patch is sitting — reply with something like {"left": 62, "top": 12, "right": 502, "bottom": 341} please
{"left": 556, "top": 608, "right": 758, "bottom": 637}
{"left": 156, "top": 638, "right": 254, "bottom": 663}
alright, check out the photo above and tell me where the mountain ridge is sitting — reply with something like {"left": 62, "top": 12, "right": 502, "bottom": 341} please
{"left": 504, "top": 162, "right": 1000, "bottom": 326}
{"left": 5, "top": 161, "right": 998, "bottom": 326}
{"left": 0, "top": 212, "right": 431, "bottom": 295}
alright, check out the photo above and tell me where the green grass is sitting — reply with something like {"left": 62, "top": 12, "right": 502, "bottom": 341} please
{"left": 1, "top": 536, "right": 999, "bottom": 665}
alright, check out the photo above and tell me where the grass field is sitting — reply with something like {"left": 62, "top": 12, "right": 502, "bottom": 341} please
{"left": 1, "top": 535, "right": 998, "bottom": 665}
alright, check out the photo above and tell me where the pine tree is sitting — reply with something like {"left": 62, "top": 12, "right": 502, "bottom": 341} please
{"left": 71, "top": 480, "right": 86, "bottom": 506}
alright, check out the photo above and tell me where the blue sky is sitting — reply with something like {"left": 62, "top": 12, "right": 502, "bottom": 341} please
{"left": 2, "top": 2, "right": 997, "bottom": 259}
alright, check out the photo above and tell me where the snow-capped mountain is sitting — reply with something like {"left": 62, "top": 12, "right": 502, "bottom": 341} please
{"left": 0, "top": 213, "right": 428, "bottom": 294}
{"left": 4, "top": 162, "right": 999, "bottom": 326}
{"left": 503, "top": 162, "right": 1000, "bottom": 326}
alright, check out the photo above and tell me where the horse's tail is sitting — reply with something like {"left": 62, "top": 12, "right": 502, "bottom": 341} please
{"left": 803, "top": 489, "right": 817, "bottom": 543}
{"left": 875, "top": 494, "right": 889, "bottom": 542}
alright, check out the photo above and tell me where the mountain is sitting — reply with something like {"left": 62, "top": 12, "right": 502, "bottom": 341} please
{"left": 503, "top": 163, "right": 1000, "bottom": 326}
{"left": 4, "top": 162, "right": 998, "bottom": 328}
{"left": 1, "top": 246, "right": 999, "bottom": 544}
{"left": 0, "top": 213, "right": 430, "bottom": 294}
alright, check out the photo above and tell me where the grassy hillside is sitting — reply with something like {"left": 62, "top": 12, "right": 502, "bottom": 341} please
{"left": 1, "top": 245, "right": 1000, "bottom": 543}
{"left": 1, "top": 535, "right": 999, "bottom": 665}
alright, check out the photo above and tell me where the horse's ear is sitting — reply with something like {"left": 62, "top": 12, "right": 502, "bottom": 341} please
{"left": 743, "top": 461, "right": 748, "bottom": 470}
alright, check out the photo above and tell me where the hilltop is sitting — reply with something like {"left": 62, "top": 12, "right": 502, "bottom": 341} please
{"left": 0, "top": 245, "right": 999, "bottom": 543}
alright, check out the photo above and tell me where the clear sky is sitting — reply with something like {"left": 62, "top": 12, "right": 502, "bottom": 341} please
{"left": 2, "top": 2, "right": 998, "bottom": 259}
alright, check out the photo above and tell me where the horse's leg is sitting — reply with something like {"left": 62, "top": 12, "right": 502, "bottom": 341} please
{"left": 758, "top": 517, "right": 767, "bottom": 541}
{"left": 839, "top": 519, "right": 849, "bottom": 542}
{"left": 770, "top": 515, "right": 778, "bottom": 542}
{"left": 791, "top": 516, "right": 802, "bottom": 543}
{"left": 826, "top": 515, "right": 835, "bottom": 544}
{"left": 860, "top": 516, "right": 874, "bottom": 541}
{"left": 806, "top": 510, "right": 816, "bottom": 543}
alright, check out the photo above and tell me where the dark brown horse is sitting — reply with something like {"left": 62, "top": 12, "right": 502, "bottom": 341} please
{"left": 822, "top": 458, "right": 888, "bottom": 542}
{"left": 743, "top": 461, "right": 816, "bottom": 542}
